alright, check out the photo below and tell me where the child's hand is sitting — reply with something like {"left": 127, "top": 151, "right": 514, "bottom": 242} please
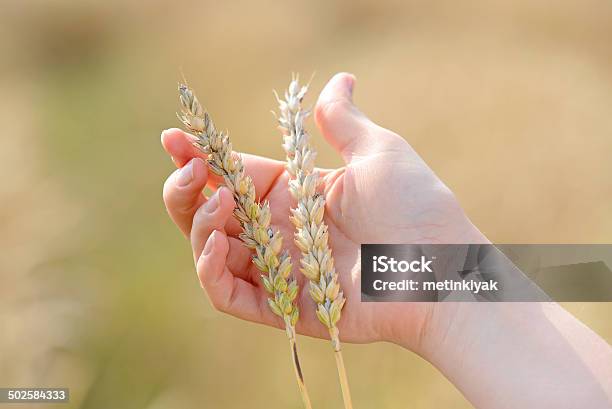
{"left": 161, "top": 73, "right": 612, "bottom": 408}
{"left": 160, "top": 73, "right": 485, "bottom": 350}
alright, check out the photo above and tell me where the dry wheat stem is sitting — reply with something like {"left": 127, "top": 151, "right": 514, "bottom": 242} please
{"left": 177, "top": 83, "right": 312, "bottom": 409}
{"left": 276, "top": 76, "right": 354, "bottom": 409}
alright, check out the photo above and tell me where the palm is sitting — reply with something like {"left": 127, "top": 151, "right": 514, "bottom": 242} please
{"left": 163, "top": 72, "right": 485, "bottom": 347}
{"left": 239, "top": 129, "right": 476, "bottom": 343}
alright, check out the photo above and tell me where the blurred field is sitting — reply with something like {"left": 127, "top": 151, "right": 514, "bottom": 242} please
{"left": 0, "top": 1, "right": 611, "bottom": 408}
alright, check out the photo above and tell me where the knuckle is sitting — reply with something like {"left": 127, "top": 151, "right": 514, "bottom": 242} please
{"left": 192, "top": 205, "right": 213, "bottom": 231}
{"left": 196, "top": 252, "right": 207, "bottom": 273}
{"left": 208, "top": 298, "right": 221, "bottom": 311}
{"left": 208, "top": 287, "right": 229, "bottom": 312}
{"left": 315, "top": 98, "right": 351, "bottom": 124}
{"left": 192, "top": 199, "right": 229, "bottom": 233}
{"left": 212, "top": 297, "right": 228, "bottom": 313}
{"left": 162, "top": 172, "right": 177, "bottom": 203}
{"left": 197, "top": 266, "right": 227, "bottom": 312}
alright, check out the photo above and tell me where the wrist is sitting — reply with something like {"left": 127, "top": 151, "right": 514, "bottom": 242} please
{"left": 382, "top": 302, "right": 438, "bottom": 356}
{"left": 384, "top": 229, "right": 491, "bottom": 353}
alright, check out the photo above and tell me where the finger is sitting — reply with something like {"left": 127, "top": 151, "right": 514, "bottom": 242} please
{"left": 162, "top": 157, "right": 208, "bottom": 237}
{"left": 161, "top": 128, "right": 286, "bottom": 201}
{"left": 227, "top": 236, "right": 256, "bottom": 282}
{"left": 314, "top": 72, "right": 382, "bottom": 163}
{"left": 197, "top": 230, "right": 278, "bottom": 325}
{"left": 191, "top": 187, "right": 260, "bottom": 287}
{"left": 192, "top": 200, "right": 265, "bottom": 284}
{"left": 161, "top": 128, "right": 206, "bottom": 167}
{"left": 191, "top": 187, "right": 236, "bottom": 262}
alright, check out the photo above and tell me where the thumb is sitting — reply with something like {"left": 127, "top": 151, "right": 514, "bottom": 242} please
{"left": 314, "top": 72, "right": 374, "bottom": 163}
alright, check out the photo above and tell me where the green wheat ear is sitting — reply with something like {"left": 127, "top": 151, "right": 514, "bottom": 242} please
{"left": 177, "top": 82, "right": 312, "bottom": 409}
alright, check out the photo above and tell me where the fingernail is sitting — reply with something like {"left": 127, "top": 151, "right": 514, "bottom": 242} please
{"left": 203, "top": 231, "right": 217, "bottom": 256}
{"left": 346, "top": 74, "right": 355, "bottom": 96}
{"left": 204, "top": 189, "right": 221, "bottom": 213}
{"left": 176, "top": 159, "right": 194, "bottom": 186}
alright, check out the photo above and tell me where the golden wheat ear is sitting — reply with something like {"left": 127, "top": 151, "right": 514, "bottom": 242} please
{"left": 276, "top": 76, "right": 354, "bottom": 409}
{"left": 177, "top": 82, "right": 312, "bottom": 409}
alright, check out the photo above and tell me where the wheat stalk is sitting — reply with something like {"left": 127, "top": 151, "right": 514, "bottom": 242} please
{"left": 177, "top": 83, "right": 312, "bottom": 409}
{"left": 275, "top": 76, "right": 354, "bottom": 409}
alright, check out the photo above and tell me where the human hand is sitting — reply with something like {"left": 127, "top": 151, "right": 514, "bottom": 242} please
{"left": 162, "top": 73, "right": 612, "bottom": 409}
{"left": 161, "top": 73, "right": 487, "bottom": 351}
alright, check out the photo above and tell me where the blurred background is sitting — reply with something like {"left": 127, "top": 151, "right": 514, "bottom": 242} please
{"left": 1, "top": 0, "right": 611, "bottom": 408}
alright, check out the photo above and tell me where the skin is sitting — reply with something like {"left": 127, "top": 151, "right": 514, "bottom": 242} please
{"left": 161, "top": 73, "right": 612, "bottom": 408}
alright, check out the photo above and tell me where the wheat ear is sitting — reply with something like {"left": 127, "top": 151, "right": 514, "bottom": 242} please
{"left": 276, "top": 76, "right": 353, "bottom": 409}
{"left": 177, "top": 83, "right": 312, "bottom": 409}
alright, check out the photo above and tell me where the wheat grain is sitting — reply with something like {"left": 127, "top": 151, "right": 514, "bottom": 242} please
{"left": 177, "top": 83, "right": 312, "bottom": 409}
{"left": 276, "top": 76, "right": 354, "bottom": 409}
